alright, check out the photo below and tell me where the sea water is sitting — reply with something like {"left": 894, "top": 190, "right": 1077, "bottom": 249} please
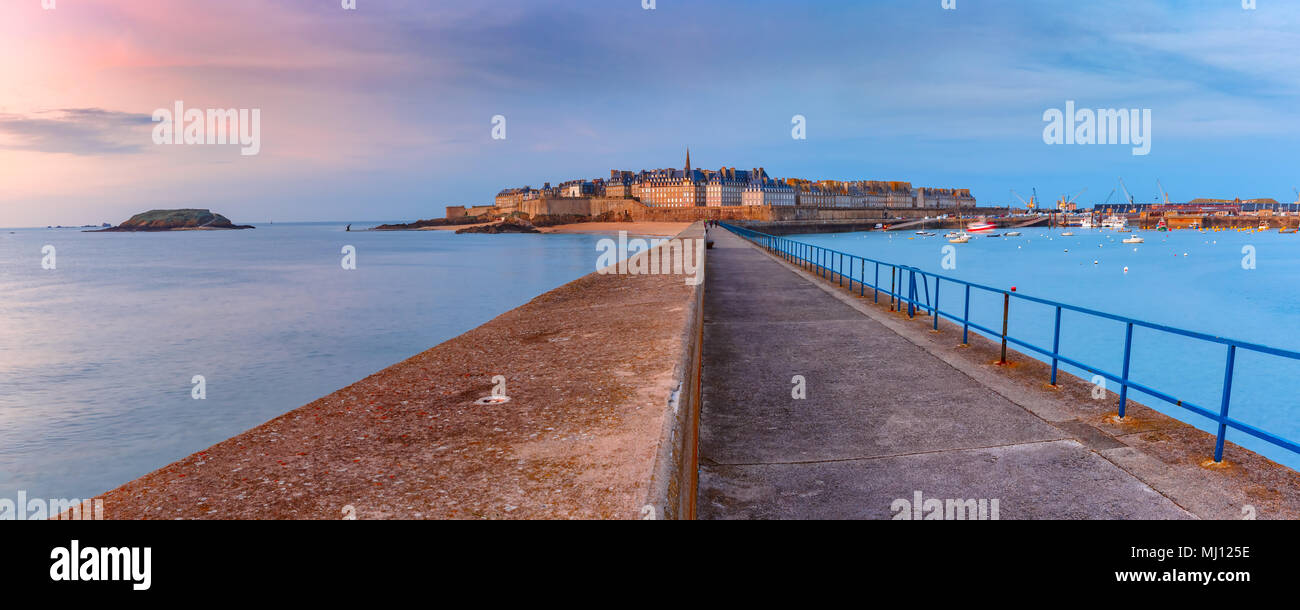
{"left": 0, "top": 222, "right": 610, "bottom": 501}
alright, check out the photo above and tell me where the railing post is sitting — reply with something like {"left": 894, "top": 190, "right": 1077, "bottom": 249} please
{"left": 890, "top": 267, "right": 896, "bottom": 311}
{"left": 1117, "top": 322, "right": 1134, "bottom": 418}
{"left": 860, "top": 259, "right": 865, "bottom": 296}
{"left": 961, "top": 284, "right": 970, "bottom": 345}
{"left": 838, "top": 253, "right": 843, "bottom": 287}
{"left": 873, "top": 262, "right": 879, "bottom": 303}
{"left": 999, "top": 292, "right": 1010, "bottom": 364}
{"left": 1050, "top": 306, "right": 1062, "bottom": 386}
{"left": 1214, "top": 345, "right": 1237, "bottom": 462}
{"left": 933, "top": 278, "right": 940, "bottom": 331}
{"left": 907, "top": 269, "right": 916, "bottom": 318}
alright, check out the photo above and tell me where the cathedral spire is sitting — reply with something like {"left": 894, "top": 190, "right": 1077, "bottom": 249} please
{"left": 685, "top": 148, "right": 691, "bottom": 175}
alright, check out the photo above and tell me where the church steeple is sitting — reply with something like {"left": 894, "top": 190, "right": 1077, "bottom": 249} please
{"left": 684, "top": 148, "right": 691, "bottom": 175}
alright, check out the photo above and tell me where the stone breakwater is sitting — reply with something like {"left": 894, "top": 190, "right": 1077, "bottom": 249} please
{"left": 96, "top": 223, "right": 707, "bottom": 519}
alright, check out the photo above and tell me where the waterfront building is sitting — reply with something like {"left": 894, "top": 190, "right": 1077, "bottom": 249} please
{"left": 494, "top": 149, "right": 977, "bottom": 211}
{"left": 705, "top": 167, "right": 757, "bottom": 207}
{"left": 742, "top": 176, "right": 796, "bottom": 206}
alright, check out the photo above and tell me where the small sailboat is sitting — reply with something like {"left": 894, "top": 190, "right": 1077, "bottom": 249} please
{"left": 1005, "top": 231, "right": 1022, "bottom": 237}
{"left": 948, "top": 233, "right": 971, "bottom": 243}
{"left": 1061, "top": 231, "right": 1074, "bottom": 236}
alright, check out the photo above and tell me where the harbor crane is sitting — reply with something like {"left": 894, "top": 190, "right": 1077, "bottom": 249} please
{"left": 1101, "top": 188, "right": 1116, "bottom": 207}
{"left": 1057, "top": 187, "right": 1087, "bottom": 209}
{"left": 1157, "top": 179, "right": 1171, "bottom": 205}
{"left": 1118, "top": 177, "right": 1136, "bottom": 210}
{"left": 1011, "top": 188, "right": 1037, "bottom": 210}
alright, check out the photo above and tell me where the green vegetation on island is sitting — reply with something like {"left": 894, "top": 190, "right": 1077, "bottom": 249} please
{"left": 92, "top": 209, "right": 254, "bottom": 231}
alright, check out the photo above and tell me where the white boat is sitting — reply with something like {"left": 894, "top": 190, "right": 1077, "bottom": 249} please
{"left": 1122, "top": 235, "right": 1144, "bottom": 244}
{"left": 944, "top": 232, "right": 960, "bottom": 238}
{"left": 948, "top": 233, "right": 971, "bottom": 243}
{"left": 967, "top": 221, "right": 995, "bottom": 234}
{"left": 1101, "top": 215, "right": 1129, "bottom": 231}
{"left": 1005, "top": 231, "right": 1022, "bottom": 236}
{"left": 1061, "top": 231, "right": 1074, "bottom": 236}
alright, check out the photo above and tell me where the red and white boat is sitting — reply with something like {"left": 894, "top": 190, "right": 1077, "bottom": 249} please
{"left": 966, "top": 221, "right": 996, "bottom": 234}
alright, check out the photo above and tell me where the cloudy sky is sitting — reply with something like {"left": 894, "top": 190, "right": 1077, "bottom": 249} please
{"left": 1, "top": 0, "right": 1297, "bottom": 226}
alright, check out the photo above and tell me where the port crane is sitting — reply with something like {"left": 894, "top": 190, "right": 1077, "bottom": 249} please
{"left": 1118, "top": 178, "right": 1136, "bottom": 212}
{"left": 1157, "top": 179, "right": 1171, "bottom": 205}
{"left": 1057, "top": 187, "right": 1087, "bottom": 209}
{"left": 1101, "top": 188, "right": 1116, "bottom": 207}
{"left": 1011, "top": 188, "right": 1038, "bottom": 210}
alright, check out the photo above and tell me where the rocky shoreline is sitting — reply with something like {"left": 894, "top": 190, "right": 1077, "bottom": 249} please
{"left": 454, "top": 218, "right": 540, "bottom": 234}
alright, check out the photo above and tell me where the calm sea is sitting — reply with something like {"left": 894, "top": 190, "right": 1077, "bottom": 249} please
{"left": 0, "top": 222, "right": 611, "bottom": 501}
{"left": 795, "top": 228, "right": 1300, "bottom": 471}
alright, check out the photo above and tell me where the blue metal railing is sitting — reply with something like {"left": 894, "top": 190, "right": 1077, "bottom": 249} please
{"left": 720, "top": 222, "right": 1300, "bottom": 464}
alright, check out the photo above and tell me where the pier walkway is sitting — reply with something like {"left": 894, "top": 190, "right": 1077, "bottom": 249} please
{"left": 697, "top": 228, "right": 1192, "bottom": 519}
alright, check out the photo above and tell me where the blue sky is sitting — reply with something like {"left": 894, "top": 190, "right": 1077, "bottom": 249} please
{"left": 2, "top": 0, "right": 1298, "bottom": 225}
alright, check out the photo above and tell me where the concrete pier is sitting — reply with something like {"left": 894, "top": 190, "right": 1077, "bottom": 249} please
{"left": 697, "top": 228, "right": 1300, "bottom": 519}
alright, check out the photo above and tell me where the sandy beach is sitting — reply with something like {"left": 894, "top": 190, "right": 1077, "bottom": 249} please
{"left": 538, "top": 222, "right": 691, "bottom": 236}
{"left": 415, "top": 222, "right": 492, "bottom": 231}
{"left": 395, "top": 221, "right": 689, "bottom": 236}
{"left": 409, "top": 221, "right": 691, "bottom": 236}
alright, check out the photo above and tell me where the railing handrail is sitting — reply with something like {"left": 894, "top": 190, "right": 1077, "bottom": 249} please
{"left": 723, "top": 224, "right": 1300, "bottom": 359}
{"left": 718, "top": 222, "right": 1300, "bottom": 463}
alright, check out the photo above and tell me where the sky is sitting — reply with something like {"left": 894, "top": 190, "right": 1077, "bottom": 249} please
{"left": 1, "top": 0, "right": 1298, "bottom": 226}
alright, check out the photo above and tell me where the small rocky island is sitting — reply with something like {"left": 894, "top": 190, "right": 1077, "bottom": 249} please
{"left": 91, "top": 209, "right": 254, "bottom": 232}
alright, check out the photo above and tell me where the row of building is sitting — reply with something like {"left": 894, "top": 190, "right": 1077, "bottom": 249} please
{"left": 494, "top": 150, "right": 976, "bottom": 211}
